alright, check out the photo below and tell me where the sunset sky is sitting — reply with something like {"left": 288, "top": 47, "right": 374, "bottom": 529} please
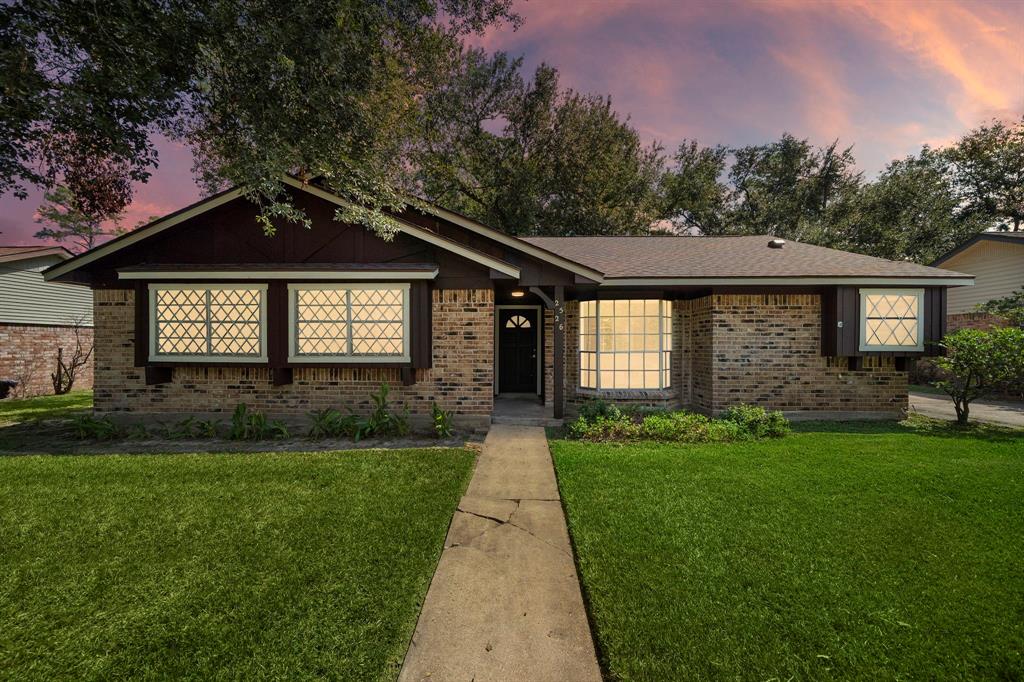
{"left": 2, "top": 0, "right": 1022, "bottom": 245}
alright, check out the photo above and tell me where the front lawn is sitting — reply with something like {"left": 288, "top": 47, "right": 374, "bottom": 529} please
{"left": 0, "top": 389, "right": 92, "bottom": 424}
{"left": 551, "top": 420, "right": 1024, "bottom": 680}
{"left": 0, "top": 448, "right": 474, "bottom": 680}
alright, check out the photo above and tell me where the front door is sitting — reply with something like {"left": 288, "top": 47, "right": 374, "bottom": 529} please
{"left": 498, "top": 308, "right": 539, "bottom": 393}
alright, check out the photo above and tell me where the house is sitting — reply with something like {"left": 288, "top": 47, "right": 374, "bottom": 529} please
{"left": 931, "top": 231, "right": 1024, "bottom": 330}
{"left": 1, "top": 245, "right": 95, "bottom": 398}
{"left": 43, "top": 177, "right": 972, "bottom": 426}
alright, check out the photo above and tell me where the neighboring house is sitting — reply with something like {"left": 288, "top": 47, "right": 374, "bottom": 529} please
{"left": 43, "top": 177, "right": 972, "bottom": 425}
{"left": 931, "top": 232, "right": 1024, "bottom": 330}
{"left": 0, "top": 245, "right": 95, "bottom": 397}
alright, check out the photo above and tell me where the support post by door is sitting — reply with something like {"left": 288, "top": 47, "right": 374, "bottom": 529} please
{"left": 553, "top": 285, "right": 565, "bottom": 420}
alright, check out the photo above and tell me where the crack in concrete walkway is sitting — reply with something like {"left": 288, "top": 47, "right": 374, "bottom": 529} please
{"left": 398, "top": 424, "right": 601, "bottom": 682}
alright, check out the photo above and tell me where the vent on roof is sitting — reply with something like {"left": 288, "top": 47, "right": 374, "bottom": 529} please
{"left": 768, "top": 238, "right": 786, "bottom": 249}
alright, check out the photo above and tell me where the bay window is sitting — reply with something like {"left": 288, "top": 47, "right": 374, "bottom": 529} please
{"left": 149, "top": 284, "right": 267, "bottom": 361}
{"left": 288, "top": 284, "right": 410, "bottom": 362}
{"left": 579, "top": 299, "right": 672, "bottom": 390}
{"left": 859, "top": 288, "right": 924, "bottom": 351}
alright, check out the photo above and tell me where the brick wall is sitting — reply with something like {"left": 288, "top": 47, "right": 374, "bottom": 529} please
{"left": 561, "top": 293, "right": 907, "bottom": 417}
{"left": 947, "top": 311, "right": 1007, "bottom": 331}
{"left": 93, "top": 288, "right": 493, "bottom": 425}
{"left": 0, "top": 323, "right": 94, "bottom": 398}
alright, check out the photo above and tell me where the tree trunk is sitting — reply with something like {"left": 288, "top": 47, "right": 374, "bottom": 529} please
{"left": 955, "top": 398, "right": 970, "bottom": 425}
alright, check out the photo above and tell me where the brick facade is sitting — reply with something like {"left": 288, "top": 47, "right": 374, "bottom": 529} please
{"left": 93, "top": 288, "right": 493, "bottom": 427}
{"left": 562, "top": 294, "right": 907, "bottom": 417}
{"left": 0, "top": 323, "right": 94, "bottom": 398}
{"left": 947, "top": 311, "right": 1008, "bottom": 331}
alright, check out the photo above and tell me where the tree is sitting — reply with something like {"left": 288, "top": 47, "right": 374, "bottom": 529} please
{"left": 34, "top": 185, "right": 122, "bottom": 253}
{"left": 727, "top": 135, "right": 862, "bottom": 243}
{"left": 659, "top": 140, "right": 730, "bottom": 235}
{"left": 415, "top": 53, "right": 663, "bottom": 235}
{"left": 945, "top": 117, "right": 1024, "bottom": 231}
{"left": 977, "top": 289, "right": 1024, "bottom": 327}
{"left": 934, "top": 327, "right": 1024, "bottom": 424}
{"left": 842, "top": 149, "right": 985, "bottom": 263}
{"left": 1, "top": 0, "right": 518, "bottom": 236}
{"left": 50, "top": 318, "right": 93, "bottom": 395}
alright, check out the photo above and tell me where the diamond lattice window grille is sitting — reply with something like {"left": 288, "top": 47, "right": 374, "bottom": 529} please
{"left": 153, "top": 288, "right": 263, "bottom": 356}
{"left": 293, "top": 287, "right": 406, "bottom": 358}
{"left": 863, "top": 293, "right": 921, "bottom": 348}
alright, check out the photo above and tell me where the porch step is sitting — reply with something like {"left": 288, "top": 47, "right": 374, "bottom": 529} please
{"left": 491, "top": 415, "right": 564, "bottom": 427}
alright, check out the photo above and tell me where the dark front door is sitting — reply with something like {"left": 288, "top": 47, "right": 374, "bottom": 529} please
{"left": 498, "top": 308, "right": 539, "bottom": 393}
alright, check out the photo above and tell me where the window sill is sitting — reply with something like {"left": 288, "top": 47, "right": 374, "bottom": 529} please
{"left": 576, "top": 387, "right": 676, "bottom": 400}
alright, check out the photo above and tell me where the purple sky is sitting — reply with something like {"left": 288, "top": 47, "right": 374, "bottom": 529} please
{"left": 3, "top": 0, "right": 1022, "bottom": 246}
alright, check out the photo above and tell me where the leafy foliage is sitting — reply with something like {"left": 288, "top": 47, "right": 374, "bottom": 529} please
{"left": 228, "top": 403, "right": 289, "bottom": 440}
{"left": 0, "top": 0, "right": 518, "bottom": 231}
{"left": 307, "top": 408, "right": 360, "bottom": 440}
{"left": 935, "top": 328, "right": 1024, "bottom": 424}
{"left": 945, "top": 117, "right": 1024, "bottom": 232}
{"left": 354, "top": 383, "right": 410, "bottom": 441}
{"left": 70, "top": 414, "right": 121, "bottom": 440}
{"left": 415, "top": 50, "right": 663, "bottom": 236}
{"left": 567, "top": 403, "right": 790, "bottom": 443}
{"left": 33, "top": 185, "right": 123, "bottom": 252}
{"left": 431, "top": 402, "right": 454, "bottom": 438}
{"left": 976, "top": 289, "right": 1024, "bottom": 327}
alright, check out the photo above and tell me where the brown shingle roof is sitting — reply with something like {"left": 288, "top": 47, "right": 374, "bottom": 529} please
{"left": 0, "top": 245, "right": 72, "bottom": 263}
{"left": 520, "top": 235, "right": 971, "bottom": 280}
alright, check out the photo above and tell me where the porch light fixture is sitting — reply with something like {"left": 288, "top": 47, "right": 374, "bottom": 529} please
{"left": 510, "top": 290, "right": 525, "bottom": 297}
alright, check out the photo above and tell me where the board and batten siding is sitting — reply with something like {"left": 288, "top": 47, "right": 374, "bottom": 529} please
{"left": 941, "top": 240, "right": 1024, "bottom": 314}
{"left": 0, "top": 255, "right": 94, "bottom": 326}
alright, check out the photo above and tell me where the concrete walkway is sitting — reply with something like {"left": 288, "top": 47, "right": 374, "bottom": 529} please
{"left": 399, "top": 424, "right": 601, "bottom": 682}
{"left": 910, "top": 390, "right": 1024, "bottom": 428}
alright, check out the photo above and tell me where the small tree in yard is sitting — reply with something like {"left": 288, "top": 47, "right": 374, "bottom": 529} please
{"left": 51, "top": 321, "right": 93, "bottom": 395}
{"left": 934, "top": 328, "right": 1024, "bottom": 424}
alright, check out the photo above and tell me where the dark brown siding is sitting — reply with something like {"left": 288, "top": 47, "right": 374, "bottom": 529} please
{"left": 822, "top": 285, "right": 947, "bottom": 357}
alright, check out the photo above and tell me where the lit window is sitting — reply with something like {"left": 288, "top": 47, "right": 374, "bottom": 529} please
{"left": 289, "top": 284, "right": 409, "bottom": 362}
{"left": 579, "top": 299, "right": 671, "bottom": 390}
{"left": 505, "top": 315, "right": 531, "bottom": 329}
{"left": 859, "top": 289, "right": 924, "bottom": 351}
{"left": 150, "top": 285, "right": 266, "bottom": 361}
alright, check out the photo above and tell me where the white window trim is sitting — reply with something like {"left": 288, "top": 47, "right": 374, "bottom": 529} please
{"left": 287, "top": 283, "right": 411, "bottom": 363}
{"left": 579, "top": 299, "right": 672, "bottom": 391}
{"left": 859, "top": 288, "right": 925, "bottom": 352}
{"left": 149, "top": 283, "right": 269, "bottom": 363}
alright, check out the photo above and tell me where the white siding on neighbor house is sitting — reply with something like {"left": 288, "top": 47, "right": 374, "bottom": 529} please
{"left": 0, "top": 255, "right": 94, "bottom": 326}
{"left": 943, "top": 240, "right": 1024, "bottom": 314}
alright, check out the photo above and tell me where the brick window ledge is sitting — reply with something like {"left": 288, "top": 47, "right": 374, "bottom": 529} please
{"left": 576, "top": 387, "right": 675, "bottom": 400}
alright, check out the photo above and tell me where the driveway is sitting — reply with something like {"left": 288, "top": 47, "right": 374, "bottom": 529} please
{"left": 909, "top": 390, "right": 1024, "bottom": 428}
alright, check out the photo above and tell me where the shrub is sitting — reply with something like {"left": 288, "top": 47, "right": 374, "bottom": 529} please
{"left": 307, "top": 409, "right": 359, "bottom": 439}
{"left": 935, "top": 327, "right": 1024, "bottom": 424}
{"left": 431, "top": 402, "right": 454, "bottom": 438}
{"left": 720, "top": 404, "right": 790, "bottom": 438}
{"left": 229, "top": 403, "right": 289, "bottom": 440}
{"left": 567, "top": 404, "right": 791, "bottom": 443}
{"left": 578, "top": 398, "right": 622, "bottom": 423}
{"left": 71, "top": 415, "right": 121, "bottom": 440}
{"left": 354, "top": 383, "right": 410, "bottom": 441}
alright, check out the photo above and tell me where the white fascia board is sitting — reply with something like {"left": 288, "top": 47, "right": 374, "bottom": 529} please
{"left": 43, "top": 188, "right": 247, "bottom": 281}
{"left": 279, "top": 177, "right": 522, "bottom": 279}
{"left": 119, "top": 268, "right": 439, "bottom": 281}
{"left": 600, "top": 277, "right": 976, "bottom": 287}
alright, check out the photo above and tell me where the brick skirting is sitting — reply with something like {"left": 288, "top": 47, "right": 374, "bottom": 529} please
{"left": 0, "top": 323, "right": 94, "bottom": 398}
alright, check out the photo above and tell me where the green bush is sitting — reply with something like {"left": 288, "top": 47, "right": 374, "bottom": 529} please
{"left": 431, "top": 402, "right": 454, "bottom": 438}
{"left": 720, "top": 404, "right": 791, "bottom": 438}
{"left": 354, "top": 384, "right": 410, "bottom": 441}
{"left": 307, "top": 409, "right": 359, "bottom": 439}
{"left": 578, "top": 398, "right": 622, "bottom": 423}
{"left": 70, "top": 415, "right": 121, "bottom": 440}
{"left": 229, "top": 403, "right": 289, "bottom": 441}
{"left": 567, "top": 403, "right": 791, "bottom": 443}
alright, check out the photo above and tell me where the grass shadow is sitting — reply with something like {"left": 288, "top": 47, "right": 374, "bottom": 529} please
{"left": 792, "top": 414, "right": 1024, "bottom": 443}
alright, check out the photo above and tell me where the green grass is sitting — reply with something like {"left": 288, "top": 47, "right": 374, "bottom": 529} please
{"left": 551, "top": 420, "right": 1024, "bottom": 681}
{"left": 0, "top": 390, "right": 92, "bottom": 424}
{"left": 0, "top": 448, "right": 474, "bottom": 680}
